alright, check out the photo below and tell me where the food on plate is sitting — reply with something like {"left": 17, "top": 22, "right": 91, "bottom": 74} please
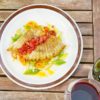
{"left": 7, "top": 21, "right": 67, "bottom": 77}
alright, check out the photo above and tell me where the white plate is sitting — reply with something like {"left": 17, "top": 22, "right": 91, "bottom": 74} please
{"left": 0, "top": 4, "right": 83, "bottom": 90}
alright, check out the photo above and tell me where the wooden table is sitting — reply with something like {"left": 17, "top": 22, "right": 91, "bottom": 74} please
{"left": 0, "top": 0, "right": 100, "bottom": 100}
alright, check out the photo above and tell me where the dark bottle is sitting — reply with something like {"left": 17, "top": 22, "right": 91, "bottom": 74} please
{"left": 93, "top": 58, "right": 100, "bottom": 82}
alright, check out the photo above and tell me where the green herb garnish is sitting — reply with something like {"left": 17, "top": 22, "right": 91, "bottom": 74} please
{"left": 24, "top": 25, "right": 32, "bottom": 31}
{"left": 12, "top": 34, "right": 21, "bottom": 42}
{"left": 58, "top": 53, "right": 68, "bottom": 59}
{"left": 24, "top": 68, "right": 40, "bottom": 75}
{"left": 53, "top": 59, "right": 66, "bottom": 66}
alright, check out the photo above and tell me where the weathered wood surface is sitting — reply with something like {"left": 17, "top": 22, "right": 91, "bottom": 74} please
{"left": 83, "top": 36, "right": 93, "bottom": 48}
{"left": 0, "top": 22, "right": 93, "bottom": 36}
{"left": 0, "top": 11, "right": 92, "bottom": 22}
{"left": 0, "top": 0, "right": 96, "bottom": 99}
{"left": 93, "top": 0, "right": 100, "bottom": 61}
{"left": 67, "top": 11, "right": 92, "bottom": 22}
{"left": 0, "top": 63, "right": 93, "bottom": 77}
{"left": 0, "top": 77, "right": 82, "bottom": 92}
{"left": 0, "top": 91, "right": 64, "bottom": 100}
{"left": 81, "top": 50, "right": 93, "bottom": 63}
{"left": 0, "top": 0, "right": 92, "bottom": 10}
{"left": 78, "top": 23, "right": 93, "bottom": 35}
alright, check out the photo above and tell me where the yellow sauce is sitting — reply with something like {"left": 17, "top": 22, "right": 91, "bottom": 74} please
{"left": 37, "top": 71, "right": 47, "bottom": 77}
{"left": 47, "top": 69, "right": 54, "bottom": 75}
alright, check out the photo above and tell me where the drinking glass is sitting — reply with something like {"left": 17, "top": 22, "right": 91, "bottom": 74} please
{"left": 64, "top": 78, "right": 100, "bottom": 100}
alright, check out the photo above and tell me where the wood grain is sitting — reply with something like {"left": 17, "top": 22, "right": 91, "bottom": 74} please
{"left": 0, "top": 63, "right": 93, "bottom": 77}
{"left": 0, "top": 49, "right": 94, "bottom": 75}
{"left": 66, "top": 11, "right": 92, "bottom": 22}
{"left": 0, "top": 22, "right": 93, "bottom": 36}
{"left": 81, "top": 49, "right": 93, "bottom": 63}
{"left": 73, "top": 64, "right": 93, "bottom": 77}
{"left": 2, "top": 77, "right": 99, "bottom": 92}
{"left": 0, "top": 0, "right": 92, "bottom": 10}
{"left": 78, "top": 23, "right": 93, "bottom": 35}
{"left": 83, "top": 36, "right": 93, "bottom": 48}
{"left": 0, "top": 11, "right": 92, "bottom": 22}
{"left": 0, "top": 91, "right": 64, "bottom": 100}
{"left": 0, "top": 77, "right": 81, "bottom": 92}
{"left": 0, "top": 0, "right": 96, "bottom": 98}
{"left": 93, "top": 0, "right": 100, "bottom": 61}
{"left": 0, "top": 35, "right": 93, "bottom": 50}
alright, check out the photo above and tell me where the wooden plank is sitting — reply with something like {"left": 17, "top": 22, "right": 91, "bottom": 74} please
{"left": 0, "top": 49, "right": 93, "bottom": 75}
{"left": 0, "top": 50, "right": 93, "bottom": 75}
{"left": 0, "top": 11, "right": 92, "bottom": 22}
{"left": 66, "top": 11, "right": 92, "bottom": 22}
{"left": 81, "top": 49, "right": 93, "bottom": 63}
{"left": 93, "top": 0, "right": 100, "bottom": 61}
{"left": 0, "top": 77, "right": 80, "bottom": 91}
{"left": 83, "top": 36, "right": 93, "bottom": 48}
{"left": 73, "top": 64, "right": 93, "bottom": 77}
{"left": 0, "top": 91, "right": 64, "bottom": 100}
{"left": 78, "top": 23, "right": 93, "bottom": 35}
{"left": 0, "top": 22, "right": 93, "bottom": 36}
{"left": 2, "top": 77, "right": 99, "bottom": 92}
{"left": 0, "top": 64, "right": 93, "bottom": 77}
{"left": 0, "top": 26, "right": 93, "bottom": 49}
{"left": 0, "top": 0, "right": 92, "bottom": 10}
{"left": 1, "top": 76, "right": 99, "bottom": 92}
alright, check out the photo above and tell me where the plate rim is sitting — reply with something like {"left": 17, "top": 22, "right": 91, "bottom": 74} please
{"left": 0, "top": 4, "right": 83, "bottom": 90}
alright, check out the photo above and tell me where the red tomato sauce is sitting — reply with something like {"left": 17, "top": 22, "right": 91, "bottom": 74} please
{"left": 18, "top": 30, "right": 56, "bottom": 55}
